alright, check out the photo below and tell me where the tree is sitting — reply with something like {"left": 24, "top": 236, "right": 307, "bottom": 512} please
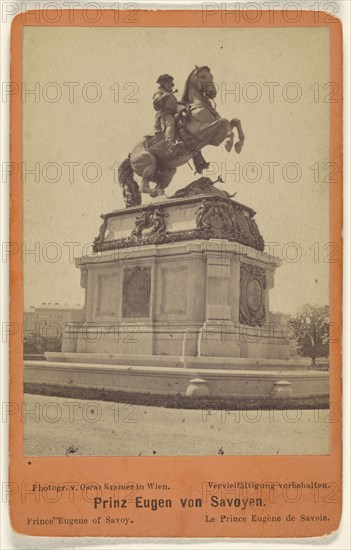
{"left": 23, "top": 332, "right": 62, "bottom": 355}
{"left": 288, "top": 305, "right": 330, "bottom": 366}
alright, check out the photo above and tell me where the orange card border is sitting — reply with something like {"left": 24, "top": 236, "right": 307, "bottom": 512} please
{"left": 9, "top": 9, "right": 342, "bottom": 538}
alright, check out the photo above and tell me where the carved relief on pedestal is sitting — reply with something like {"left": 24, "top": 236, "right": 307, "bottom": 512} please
{"left": 131, "top": 206, "right": 168, "bottom": 245}
{"left": 195, "top": 199, "right": 236, "bottom": 237}
{"left": 195, "top": 198, "right": 264, "bottom": 250}
{"left": 239, "top": 263, "right": 266, "bottom": 326}
{"left": 94, "top": 215, "right": 113, "bottom": 246}
{"left": 94, "top": 215, "right": 108, "bottom": 245}
{"left": 122, "top": 266, "right": 151, "bottom": 318}
{"left": 93, "top": 196, "right": 265, "bottom": 253}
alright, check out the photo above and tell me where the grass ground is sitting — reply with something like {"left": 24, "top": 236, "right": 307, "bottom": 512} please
{"left": 24, "top": 383, "right": 329, "bottom": 411}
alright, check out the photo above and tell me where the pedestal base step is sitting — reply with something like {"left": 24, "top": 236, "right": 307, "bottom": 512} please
{"left": 45, "top": 352, "right": 311, "bottom": 371}
{"left": 25, "top": 360, "right": 329, "bottom": 399}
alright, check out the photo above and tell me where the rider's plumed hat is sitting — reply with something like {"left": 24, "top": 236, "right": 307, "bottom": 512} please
{"left": 156, "top": 74, "right": 174, "bottom": 85}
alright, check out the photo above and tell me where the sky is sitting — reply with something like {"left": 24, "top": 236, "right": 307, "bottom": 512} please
{"left": 22, "top": 25, "right": 331, "bottom": 314}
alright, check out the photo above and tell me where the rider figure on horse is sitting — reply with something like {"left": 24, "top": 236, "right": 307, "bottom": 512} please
{"left": 153, "top": 74, "right": 181, "bottom": 157}
{"left": 118, "top": 66, "right": 245, "bottom": 208}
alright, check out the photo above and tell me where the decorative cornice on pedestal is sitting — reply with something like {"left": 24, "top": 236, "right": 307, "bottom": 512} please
{"left": 93, "top": 194, "right": 265, "bottom": 253}
{"left": 75, "top": 241, "right": 281, "bottom": 270}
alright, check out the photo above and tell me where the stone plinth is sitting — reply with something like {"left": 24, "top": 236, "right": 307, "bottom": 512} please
{"left": 93, "top": 194, "right": 264, "bottom": 252}
{"left": 25, "top": 360, "right": 329, "bottom": 399}
{"left": 56, "top": 194, "right": 290, "bottom": 360}
{"left": 28, "top": 193, "right": 329, "bottom": 401}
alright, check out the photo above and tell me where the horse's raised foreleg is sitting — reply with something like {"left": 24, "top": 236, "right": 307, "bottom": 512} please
{"left": 222, "top": 119, "right": 246, "bottom": 152}
{"left": 224, "top": 131, "right": 234, "bottom": 152}
{"left": 195, "top": 118, "right": 245, "bottom": 153}
{"left": 197, "top": 118, "right": 231, "bottom": 147}
{"left": 230, "top": 119, "right": 245, "bottom": 153}
{"left": 192, "top": 118, "right": 234, "bottom": 150}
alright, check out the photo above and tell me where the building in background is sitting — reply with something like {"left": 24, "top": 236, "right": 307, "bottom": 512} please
{"left": 24, "top": 303, "right": 84, "bottom": 340}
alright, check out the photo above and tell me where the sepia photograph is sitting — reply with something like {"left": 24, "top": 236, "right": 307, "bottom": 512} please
{"left": 4, "top": 5, "right": 345, "bottom": 540}
{"left": 20, "top": 23, "right": 334, "bottom": 458}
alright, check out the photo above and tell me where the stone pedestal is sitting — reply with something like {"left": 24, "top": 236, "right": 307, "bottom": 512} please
{"left": 60, "top": 194, "right": 289, "bottom": 361}
{"left": 27, "top": 192, "right": 329, "bottom": 400}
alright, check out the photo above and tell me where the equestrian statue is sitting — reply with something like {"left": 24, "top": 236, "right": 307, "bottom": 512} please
{"left": 118, "top": 66, "right": 245, "bottom": 208}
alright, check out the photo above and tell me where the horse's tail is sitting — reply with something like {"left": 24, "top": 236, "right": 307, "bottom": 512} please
{"left": 118, "top": 155, "right": 134, "bottom": 187}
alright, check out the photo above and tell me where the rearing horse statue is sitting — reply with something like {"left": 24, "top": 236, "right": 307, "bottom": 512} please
{"left": 118, "top": 66, "right": 245, "bottom": 207}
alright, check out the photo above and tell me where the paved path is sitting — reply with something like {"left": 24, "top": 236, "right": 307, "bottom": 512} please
{"left": 24, "top": 394, "right": 329, "bottom": 456}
